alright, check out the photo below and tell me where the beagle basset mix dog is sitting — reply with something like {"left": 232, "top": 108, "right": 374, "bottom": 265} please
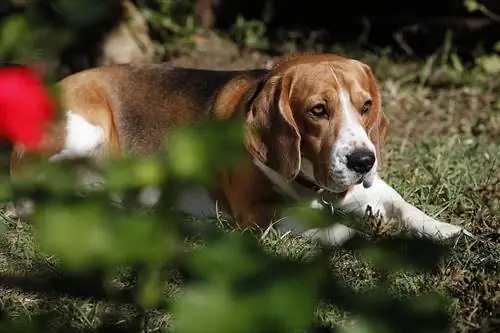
{"left": 9, "top": 53, "right": 472, "bottom": 246}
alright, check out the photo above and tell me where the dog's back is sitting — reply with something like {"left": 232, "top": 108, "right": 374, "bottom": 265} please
{"left": 53, "top": 64, "right": 269, "bottom": 157}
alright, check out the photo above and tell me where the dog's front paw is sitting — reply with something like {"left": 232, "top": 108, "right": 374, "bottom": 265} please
{"left": 419, "top": 219, "right": 473, "bottom": 240}
{"left": 302, "top": 224, "right": 359, "bottom": 247}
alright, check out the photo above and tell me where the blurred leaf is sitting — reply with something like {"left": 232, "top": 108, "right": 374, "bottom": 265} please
{"left": 355, "top": 237, "right": 448, "bottom": 272}
{"left": 104, "top": 155, "right": 166, "bottom": 191}
{"left": 10, "top": 159, "right": 81, "bottom": 196}
{"left": 281, "top": 202, "right": 360, "bottom": 230}
{"left": 419, "top": 53, "right": 437, "bottom": 86}
{"left": 174, "top": 233, "right": 321, "bottom": 333}
{"left": 231, "top": 15, "right": 268, "bottom": 50}
{"left": 188, "top": 234, "right": 264, "bottom": 285}
{"left": 463, "top": 0, "right": 479, "bottom": 12}
{"left": 282, "top": 204, "right": 329, "bottom": 229}
{"left": 0, "top": 175, "right": 12, "bottom": 202}
{"left": 0, "top": 15, "right": 30, "bottom": 56}
{"left": 339, "top": 318, "right": 384, "bottom": 333}
{"left": 137, "top": 268, "right": 163, "bottom": 309}
{"left": 35, "top": 200, "right": 175, "bottom": 269}
{"left": 476, "top": 54, "right": 500, "bottom": 74}
{"left": 0, "top": 318, "right": 41, "bottom": 333}
{"left": 494, "top": 41, "right": 500, "bottom": 52}
{"left": 175, "top": 283, "right": 317, "bottom": 333}
{"left": 0, "top": 12, "right": 73, "bottom": 63}
{"left": 301, "top": 201, "right": 378, "bottom": 232}
{"left": 340, "top": 288, "right": 449, "bottom": 333}
{"left": 450, "top": 53, "right": 464, "bottom": 73}
{"left": 140, "top": 0, "right": 197, "bottom": 38}
{"left": 165, "top": 119, "right": 244, "bottom": 185}
{"left": 50, "top": 0, "right": 120, "bottom": 28}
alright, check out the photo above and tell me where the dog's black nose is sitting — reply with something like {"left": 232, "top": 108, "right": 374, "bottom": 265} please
{"left": 347, "top": 150, "right": 376, "bottom": 174}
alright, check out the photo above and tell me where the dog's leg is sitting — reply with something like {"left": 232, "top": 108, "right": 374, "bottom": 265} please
{"left": 293, "top": 175, "right": 473, "bottom": 247}
{"left": 274, "top": 199, "right": 360, "bottom": 247}
{"left": 335, "top": 175, "right": 472, "bottom": 239}
{"left": 300, "top": 222, "right": 359, "bottom": 246}
{"left": 253, "top": 159, "right": 359, "bottom": 246}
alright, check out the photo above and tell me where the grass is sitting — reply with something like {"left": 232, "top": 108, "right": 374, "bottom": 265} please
{"left": 0, "top": 44, "right": 499, "bottom": 333}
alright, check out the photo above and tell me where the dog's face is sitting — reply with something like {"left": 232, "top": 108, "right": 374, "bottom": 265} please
{"left": 245, "top": 54, "right": 389, "bottom": 193}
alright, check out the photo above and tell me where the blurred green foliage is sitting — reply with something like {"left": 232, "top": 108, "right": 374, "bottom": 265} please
{"left": 138, "top": 0, "right": 198, "bottom": 58}
{"left": 0, "top": 1, "right": 457, "bottom": 332}
{"left": 413, "top": 0, "right": 500, "bottom": 87}
{"left": 230, "top": 15, "right": 268, "bottom": 51}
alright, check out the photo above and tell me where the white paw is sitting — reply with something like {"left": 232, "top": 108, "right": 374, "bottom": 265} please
{"left": 302, "top": 224, "right": 358, "bottom": 247}
{"left": 418, "top": 220, "right": 473, "bottom": 240}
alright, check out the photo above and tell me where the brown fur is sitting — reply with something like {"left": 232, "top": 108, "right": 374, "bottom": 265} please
{"left": 10, "top": 54, "right": 389, "bottom": 230}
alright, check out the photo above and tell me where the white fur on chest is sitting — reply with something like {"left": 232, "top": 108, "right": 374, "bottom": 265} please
{"left": 49, "top": 111, "right": 105, "bottom": 162}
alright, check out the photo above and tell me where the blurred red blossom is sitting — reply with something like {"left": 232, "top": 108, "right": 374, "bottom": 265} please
{"left": 0, "top": 66, "right": 55, "bottom": 150}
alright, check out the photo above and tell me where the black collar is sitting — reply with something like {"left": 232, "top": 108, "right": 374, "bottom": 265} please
{"left": 294, "top": 172, "right": 348, "bottom": 208}
{"left": 294, "top": 171, "right": 326, "bottom": 193}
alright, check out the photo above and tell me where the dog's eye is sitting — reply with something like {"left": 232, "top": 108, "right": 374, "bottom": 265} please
{"left": 361, "top": 100, "right": 372, "bottom": 114}
{"left": 309, "top": 104, "right": 328, "bottom": 118}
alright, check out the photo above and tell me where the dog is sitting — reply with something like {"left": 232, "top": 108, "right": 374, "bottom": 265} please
{"left": 9, "top": 53, "right": 472, "bottom": 246}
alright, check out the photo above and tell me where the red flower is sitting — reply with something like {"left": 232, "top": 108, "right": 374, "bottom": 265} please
{"left": 0, "top": 66, "right": 55, "bottom": 150}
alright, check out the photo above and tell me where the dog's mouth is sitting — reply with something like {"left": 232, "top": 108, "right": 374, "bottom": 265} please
{"left": 324, "top": 178, "right": 353, "bottom": 194}
{"left": 323, "top": 169, "right": 376, "bottom": 193}
{"left": 295, "top": 172, "right": 351, "bottom": 198}
{"left": 296, "top": 160, "right": 376, "bottom": 194}
{"left": 351, "top": 172, "right": 375, "bottom": 189}
{"left": 361, "top": 169, "right": 376, "bottom": 188}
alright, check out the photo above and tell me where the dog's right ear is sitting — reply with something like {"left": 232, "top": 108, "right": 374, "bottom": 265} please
{"left": 241, "top": 74, "right": 301, "bottom": 182}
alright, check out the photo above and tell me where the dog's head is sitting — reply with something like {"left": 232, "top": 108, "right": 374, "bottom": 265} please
{"left": 243, "top": 54, "right": 389, "bottom": 193}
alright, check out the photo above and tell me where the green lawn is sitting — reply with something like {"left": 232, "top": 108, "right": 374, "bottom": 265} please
{"left": 0, "top": 50, "right": 499, "bottom": 333}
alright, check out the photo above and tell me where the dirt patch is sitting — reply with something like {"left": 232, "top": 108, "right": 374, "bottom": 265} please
{"left": 168, "top": 34, "right": 275, "bottom": 70}
{"left": 381, "top": 83, "right": 500, "bottom": 145}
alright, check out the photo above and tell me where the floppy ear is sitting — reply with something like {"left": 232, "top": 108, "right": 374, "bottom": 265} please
{"left": 242, "top": 73, "right": 301, "bottom": 182}
{"left": 363, "top": 64, "right": 389, "bottom": 163}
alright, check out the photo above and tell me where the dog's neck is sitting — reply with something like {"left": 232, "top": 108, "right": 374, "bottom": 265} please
{"left": 252, "top": 158, "right": 347, "bottom": 203}
{"left": 294, "top": 171, "right": 325, "bottom": 193}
